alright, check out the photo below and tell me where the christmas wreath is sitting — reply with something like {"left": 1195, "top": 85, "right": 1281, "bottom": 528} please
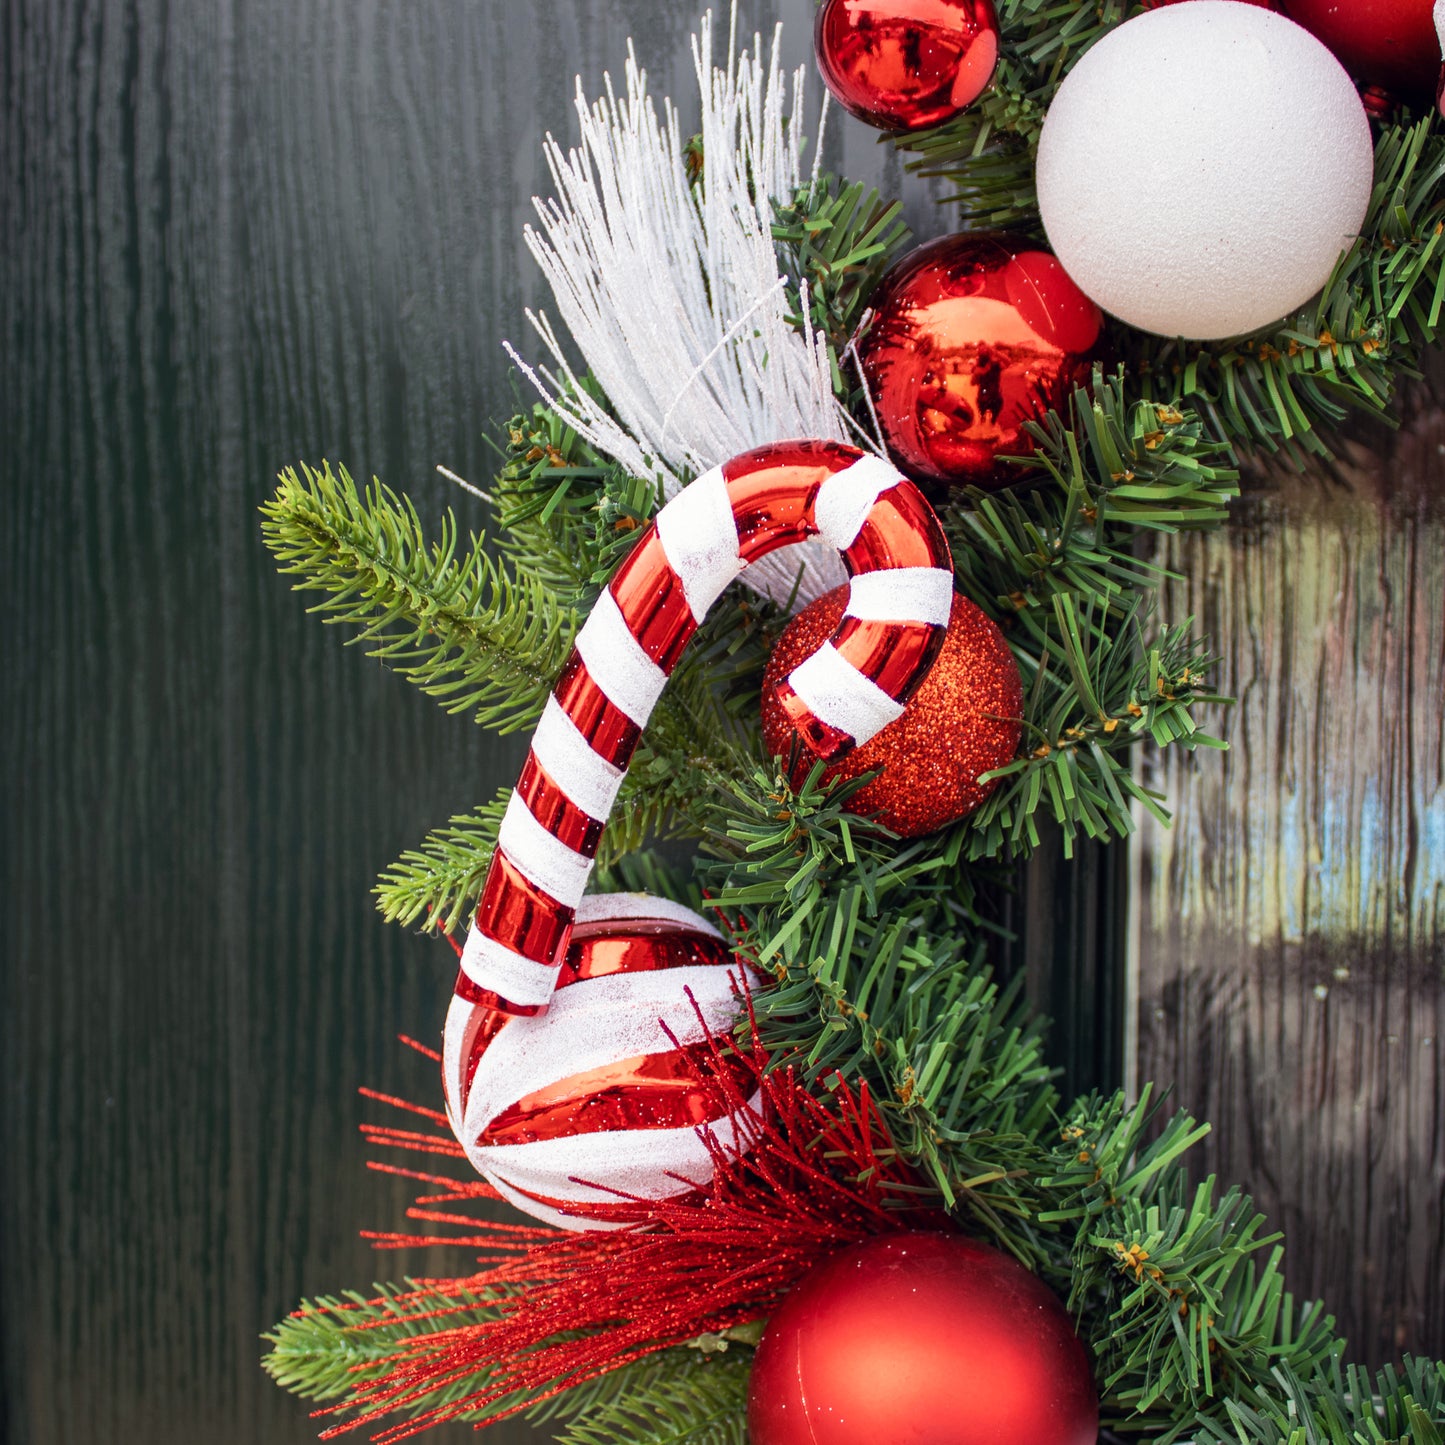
{"left": 260, "top": 3, "right": 1445, "bottom": 1442}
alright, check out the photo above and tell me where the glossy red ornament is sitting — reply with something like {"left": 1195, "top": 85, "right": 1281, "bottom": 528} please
{"left": 747, "top": 1232, "right": 1098, "bottom": 1445}
{"left": 761, "top": 586, "right": 1022, "bottom": 837}
{"left": 815, "top": 0, "right": 1000, "bottom": 132}
{"left": 858, "top": 234, "right": 1102, "bottom": 492}
{"left": 444, "top": 896, "right": 760, "bottom": 1228}
{"left": 1280, "top": 0, "right": 1438, "bottom": 109}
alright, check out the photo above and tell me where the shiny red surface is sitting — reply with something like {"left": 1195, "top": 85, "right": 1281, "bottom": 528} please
{"left": 464, "top": 439, "right": 956, "bottom": 1018}
{"left": 842, "top": 480, "right": 951, "bottom": 573}
{"left": 1280, "top": 0, "right": 1437, "bottom": 107}
{"left": 516, "top": 754, "right": 605, "bottom": 850}
{"left": 747, "top": 1233, "right": 1098, "bottom": 1445}
{"left": 472, "top": 850, "right": 572, "bottom": 966}
{"left": 558, "top": 924, "right": 733, "bottom": 983}
{"left": 609, "top": 532, "right": 697, "bottom": 671}
{"left": 815, "top": 0, "right": 1000, "bottom": 132}
{"left": 727, "top": 466, "right": 820, "bottom": 562}
{"left": 831, "top": 615, "right": 941, "bottom": 703}
{"left": 553, "top": 653, "right": 641, "bottom": 771}
{"left": 463, "top": 920, "right": 752, "bottom": 1144}
{"left": 481, "top": 1040, "right": 743, "bottom": 1143}
{"left": 858, "top": 234, "right": 1102, "bottom": 492}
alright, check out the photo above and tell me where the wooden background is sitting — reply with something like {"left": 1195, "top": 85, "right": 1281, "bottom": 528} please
{"left": 1134, "top": 411, "right": 1445, "bottom": 1366}
{"left": 2, "top": 0, "right": 1439, "bottom": 1440}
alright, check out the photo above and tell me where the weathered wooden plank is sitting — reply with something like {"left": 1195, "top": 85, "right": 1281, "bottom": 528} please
{"left": 1132, "top": 404, "right": 1445, "bottom": 1365}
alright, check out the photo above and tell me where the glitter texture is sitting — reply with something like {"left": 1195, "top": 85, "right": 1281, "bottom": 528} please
{"left": 761, "top": 586, "right": 1023, "bottom": 837}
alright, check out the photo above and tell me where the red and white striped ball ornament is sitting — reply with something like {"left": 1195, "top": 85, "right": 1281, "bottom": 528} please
{"left": 443, "top": 440, "right": 955, "bottom": 1228}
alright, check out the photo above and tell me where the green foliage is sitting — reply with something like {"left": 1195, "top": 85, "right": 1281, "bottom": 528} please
{"left": 1131, "top": 117, "right": 1445, "bottom": 459}
{"left": 771, "top": 174, "right": 912, "bottom": 391}
{"left": 893, "top": 0, "right": 1133, "bottom": 228}
{"left": 264, "top": 1290, "right": 752, "bottom": 1443}
{"left": 262, "top": 1283, "right": 532, "bottom": 1422}
{"left": 946, "top": 377, "right": 1235, "bottom": 859}
{"left": 550, "top": 1350, "right": 751, "bottom": 1445}
{"left": 701, "top": 760, "right": 1060, "bottom": 1245}
{"left": 261, "top": 461, "right": 576, "bottom": 734}
{"left": 261, "top": 450, "right": 770, "bottom": 934}
{"left": 490, "top": 390, "right": 663, "bottom": 599}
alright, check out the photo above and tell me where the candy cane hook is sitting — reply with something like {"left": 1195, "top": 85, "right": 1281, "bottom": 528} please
{"left": 457, "top": 440, "right": 954, "bottom": 1018}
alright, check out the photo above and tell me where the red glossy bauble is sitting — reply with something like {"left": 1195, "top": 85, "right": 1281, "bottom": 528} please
{"left": 1280, "top": 0, "right": 1438, "bottom": 109}
{"left": 761, "top": 586, "right": 1022, "bottom": 837}
{"left": 857, "top": 234, "right": 1102, "bottom": 492}
{"left": 815, "top": 0, "right": 1000, "bottom": 132}
{"left": 747, "top": 1233, "right": 1099, "bottom": 1445}
{"left": 444, "top": 897, "right": 758, "bottom": 1227}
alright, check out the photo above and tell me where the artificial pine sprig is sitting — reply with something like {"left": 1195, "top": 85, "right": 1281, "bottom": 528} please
{"left": 261, "top": 462, "right": 577, "bottom": 734}
{"left": 770, "top": 174, "right": 912, "bottom": 391}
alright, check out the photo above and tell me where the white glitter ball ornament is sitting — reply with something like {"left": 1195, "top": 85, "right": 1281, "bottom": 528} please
{"left": 1036, "top": 2, "right": 1374, "bottom": 340}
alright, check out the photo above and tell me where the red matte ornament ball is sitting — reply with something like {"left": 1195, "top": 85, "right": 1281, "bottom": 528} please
{"left": 1280, "top": 0, "right": 1438, "bottom": 109}
{"left": 857, "top": 234, "right": 1102, "bottom": 492}
{"left": 815, "top": 0, "right": 1001, "bottom": 132}
{"left": 761, "top": 586, "right": 1022, "bottom": 838}
{"left": 747, "top": 1232, "right": 1099, "bottom": 1445}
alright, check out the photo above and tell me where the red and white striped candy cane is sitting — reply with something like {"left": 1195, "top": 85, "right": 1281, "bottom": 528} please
{"left": 456, "top": 439, "right": 954, "bottom": 1017}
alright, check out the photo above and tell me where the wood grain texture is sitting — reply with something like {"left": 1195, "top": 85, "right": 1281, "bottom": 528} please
{"left": 1132, "top": 401, "right": 1445, "bottom": 1365}
{"left": 0, "top": 2, "right": 920, "bottom": 1439}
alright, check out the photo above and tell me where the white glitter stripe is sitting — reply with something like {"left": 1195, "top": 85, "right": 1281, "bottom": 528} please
{"left": 845, "top": 567, "right": 955, "bottom": 626}
{"left": 573, "top": 587, "right": 668, "bottom": 727}
{"left": 485, "top": 1176, "right": 633, "bottom": 1233}
{"left": 497, "top": 791, "right": 593, "bottom": 908}
{"left": 813, "top": 453, "right": 905, "bottom": 550}
{"left": 459, "top": 926, "right": 561, "bottom": 1007}
{"left": 462, "top": 964, "right": 751, "bottom": 1143}
{"left": 574, "top": 892, "right": 722, "bottom": 939}
{"left": 655, "top": 465, "right": 745, "bottom": 622}
{"left": 441, "top": 993, "right": 474, "bottom": 1136}
{"left": 787, "top": 641, "right": 906, "bottom": 745}
{"left": 473, "top": 1089, "right": 764, "bottom": 1206}
{"left": 530, "top": 696, "right": 625, "bottom": 823}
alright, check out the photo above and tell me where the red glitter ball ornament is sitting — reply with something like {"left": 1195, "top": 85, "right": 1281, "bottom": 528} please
{"left": 857, "top": 233, "right": 1102, "bottom": 492}
{"left": 747, "top": 1232, "right": 1099, "bottom": 1445}
{"left": 1280, "top": 0, "right": 1438, "bottom": 109}
{"left": 815, "top": 0, "right": 1000, "bottom": 132}
{"left": 761, "top": 586, "right": 1022, "bottom": 837}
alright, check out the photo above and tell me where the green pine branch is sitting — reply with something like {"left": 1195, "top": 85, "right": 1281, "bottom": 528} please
{"left": 262, "top": 454, "right": 775, "bottom": 935}
{"left": 771, "top": 174, "right": 912, "bottom": 394}
{"left": 490, "top": 390, "right": 664, "bottom": 597}
{"left": 261, "top": 462, "right": 577, "bottom": 733}
{"left": 262, "top": 1283, "right": 530, "bottom": 1421}
{"left": 551, "top": 1350, "right": 750, "bottom": 1445}
{"left": 699, "top": 761, "right": 1060, "bottom": 1248}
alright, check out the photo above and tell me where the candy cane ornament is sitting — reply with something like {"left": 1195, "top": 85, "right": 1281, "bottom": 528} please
{"left": 441, "top": 440, "right": 954, "bottom": 1227}
{"left": 460, "top": 439, "right": 953, "bottom": 1016}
